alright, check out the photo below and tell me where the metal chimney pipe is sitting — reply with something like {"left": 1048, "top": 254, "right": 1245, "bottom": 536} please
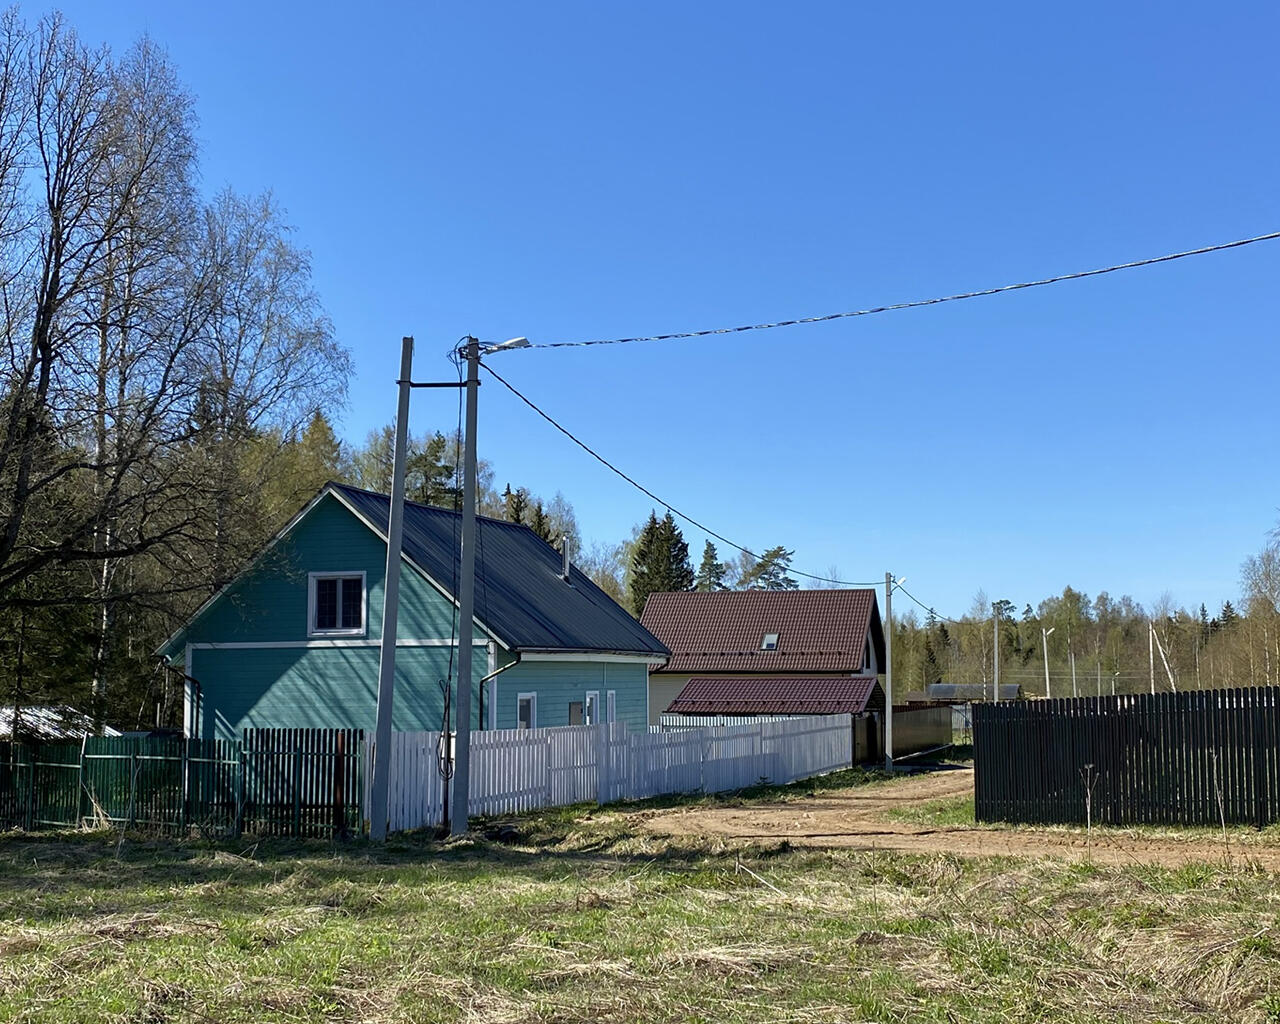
{"left": 562, "top": 535, "right": 570, "bottom": 580}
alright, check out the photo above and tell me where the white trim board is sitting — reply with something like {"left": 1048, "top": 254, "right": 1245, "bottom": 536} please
{"left": 519, "top": 652, "right": 668, "bottom": 666}
{"left": 186, "top": 638, "right": 492, "bottom": 652}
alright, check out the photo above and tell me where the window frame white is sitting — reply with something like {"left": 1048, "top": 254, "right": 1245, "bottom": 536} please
{"left": 606, "top": 690, "right": 617, "bottom": 723}
{"left": 585, "top": 689, "right": 601, "bottom": 725}
{"left": 307, "top": 571, "right": 368, "bottom": 638}
{"left": 517, "top": 692, "right": 537, "bottom": 730}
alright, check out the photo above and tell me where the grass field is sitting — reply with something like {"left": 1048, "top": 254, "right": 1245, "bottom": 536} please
{"left": 2, "top": 773, "right": 1279, "bottom": 1023}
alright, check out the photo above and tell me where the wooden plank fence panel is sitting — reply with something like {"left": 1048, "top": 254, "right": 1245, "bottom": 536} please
{"left": 974, "top": 687, "right": 1280, "bottom": 828}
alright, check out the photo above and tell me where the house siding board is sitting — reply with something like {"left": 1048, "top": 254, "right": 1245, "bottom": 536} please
{"left": 190, "top": 644, "right": 487, "bottom": 742}
{"left": 174, "top": 496, "right": 486, "bottom": 652}
{"left": 495, "top": 660, "right": 648, "bottom": 733}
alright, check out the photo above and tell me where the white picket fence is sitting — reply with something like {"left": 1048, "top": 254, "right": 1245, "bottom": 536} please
{"left": 368, "top": 713, "right": 853, "bottom": 834}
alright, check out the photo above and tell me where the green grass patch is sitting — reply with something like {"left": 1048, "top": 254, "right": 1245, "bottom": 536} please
{"left": 2, "top": 806, "right": 1278, "bottom": 1023}
{"left": 885, "top": 794, "right": 976, "bottom": 827}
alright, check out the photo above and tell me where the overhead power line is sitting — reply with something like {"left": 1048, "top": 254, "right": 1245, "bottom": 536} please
{"left": 481, "top": 361, "right": 881, "bottom": 588}
{"left": 487, "top": 230, "right": 1280, "bottom": 353}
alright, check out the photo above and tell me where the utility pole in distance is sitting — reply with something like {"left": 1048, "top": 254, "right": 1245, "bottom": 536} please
{"left": 450, "top": 337, "right": 481, "bottom": 836}
{"left": 992, "top": 602, "right": 1000, "bottom": 703}
{"left": 369, "top": 337, "right": 414, "bottom": 841}
{"left": 883, "top": 571, "right": 894, "bottom": 772}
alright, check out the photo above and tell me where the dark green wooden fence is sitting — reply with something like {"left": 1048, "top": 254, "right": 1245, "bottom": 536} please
{"left": 974, "top": 687, "right": 1280, "bottom": 827}
{"left": 0, "top": 729, "right": 363, "bottom": 838}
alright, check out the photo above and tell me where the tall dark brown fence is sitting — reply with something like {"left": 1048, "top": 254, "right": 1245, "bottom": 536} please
{"left": 974, "top": 687, "right": 1280, "bottom": 827}
{"left": 0, "top": 728, "right": 363, "bottom": 838}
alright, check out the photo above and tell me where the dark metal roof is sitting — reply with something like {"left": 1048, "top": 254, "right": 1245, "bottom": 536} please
{"left": 332, "top": 484, "right": 668, "bottom": 656}
{"left": 641, "top": 589, "right": 885, "bottom": 675}
{"left": 666, "top": 676, "right": 883, "bottom": 716}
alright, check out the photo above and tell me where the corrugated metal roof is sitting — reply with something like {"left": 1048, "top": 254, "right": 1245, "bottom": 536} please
{"left": 0, "top": 705, "right": 121, "bottom": 740}
{"left": 641, "top": 589, "right": 884, "bottom": 674}
{"left": 333, "top": 484, "right": 668, "bottom": 656}
{"left": 666, "top": 676, "right": 882, "bottom": 715}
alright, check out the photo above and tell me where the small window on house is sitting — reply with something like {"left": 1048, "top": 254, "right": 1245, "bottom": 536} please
{"left": 606, "top": 690, "right": 617, "bottom": 723}
{"left": 568, "top": 701, "right": 584, "bottom": 726}
{"left": 309, "top": 573, "right": 365, "bottom": 636}
{"left": 761, "top": 633, "right": 779, "bottom": 651}
{"left": 585, "top": 690, "right": 600, "bottom": 725}
{"left": 517, "top": 693, "right": 537, "bottom": 730}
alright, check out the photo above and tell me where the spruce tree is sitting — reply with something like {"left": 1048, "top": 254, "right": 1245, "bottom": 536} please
{"left": 628, "top": 512, "right": 661, "bottom": 616}
{"left": 695, "top": 541, "right": 727, "bottom": 591}
{"left": 529, "top": 500, "right": 553, "bottom": 543}
{"left": 628, "top": 511, "right": 694, "bottom": 615}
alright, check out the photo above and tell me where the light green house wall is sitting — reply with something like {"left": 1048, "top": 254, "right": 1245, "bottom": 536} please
{"left": 491, "top": 660, "right": 649, "bottom": 732}
{"left": 171, "top": 494, "right": 651, "bottom": 741}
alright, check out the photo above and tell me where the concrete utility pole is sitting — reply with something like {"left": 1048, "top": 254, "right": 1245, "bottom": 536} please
{"left": 992, "top": 603, "right": 1000, "bottom": 703}
{"left": 1148, "top": 621, "right": 1156, "bottom": 696}
{"left": 884, "top": 571, "right": 894, "bottom": 772}
{"left": 451, "top": 337, "right": 482, "bottom": 836}
{"left": 1041, "top": 626, "right": 1055, "bottom": 698}
{"left": 369, "top": 337, "right": 415, "bottom": 841}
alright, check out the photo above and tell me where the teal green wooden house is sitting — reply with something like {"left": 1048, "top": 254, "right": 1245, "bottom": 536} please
{"left": 158, "top": 484, "right": 669, "bottom": 741}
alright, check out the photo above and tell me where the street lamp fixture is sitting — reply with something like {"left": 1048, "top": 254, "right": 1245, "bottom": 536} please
{"left": 1041, "top": 626, "right": 1055, "bottom": 698}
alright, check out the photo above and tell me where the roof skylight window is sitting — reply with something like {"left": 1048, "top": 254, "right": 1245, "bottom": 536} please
{"left": 761, "top": 633, "right": 779, "bottom": 651}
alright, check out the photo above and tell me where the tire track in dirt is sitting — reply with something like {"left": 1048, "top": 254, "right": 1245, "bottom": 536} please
{"left": 634, "top": 767, "right": 1280, "bottom": 869}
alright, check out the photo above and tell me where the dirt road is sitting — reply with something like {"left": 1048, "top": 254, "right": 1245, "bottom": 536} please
{"left": 636, "top": 767, "right": 1280, "bottom": 869}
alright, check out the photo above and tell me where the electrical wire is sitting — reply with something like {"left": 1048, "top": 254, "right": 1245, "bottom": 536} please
{"left": 481, "top": 360, "right": 882, "bottom": 588}
{"left": 893, "top": 581, "right": 962, "bottom": 624}
{"left": 485, "top": 231, "right": 1280, "bottom": 353}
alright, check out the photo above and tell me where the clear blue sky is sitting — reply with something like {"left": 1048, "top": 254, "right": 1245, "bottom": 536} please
{"left": 48, "top": 1, "right": 1280, "bottom": 618}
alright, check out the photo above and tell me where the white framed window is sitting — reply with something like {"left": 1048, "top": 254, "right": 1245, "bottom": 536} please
{"left": 585, "top": 690, "right": 600, "bottom": 725}
{"left": 761, "top": 632, "right": 779, "bottom": 651}
{"left": 517, "top": 692, "right": 537, "bottom": 730}
{"left": 606, "top": 690, "right": 617, "bottom": 723}
{"left": 308, "top": 572, "right": 367, "bottom": 637}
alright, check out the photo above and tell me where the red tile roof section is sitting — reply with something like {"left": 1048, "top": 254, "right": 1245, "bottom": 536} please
{"left": 640, "top": 589, "right": 881, "bottom": 675}
{"left": 666, "top": 676, "right": 883, "bottom": 716}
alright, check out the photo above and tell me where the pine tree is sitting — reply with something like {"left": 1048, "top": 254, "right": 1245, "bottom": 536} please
{"left": 738, "top": 546, "right": 798, "bottom": 590}
{"left": 695, "top": 541, "right": 727, "bottom": 591}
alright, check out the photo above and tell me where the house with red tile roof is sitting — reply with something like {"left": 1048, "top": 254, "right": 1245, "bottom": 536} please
{"left": 639, "top": 589, "right": 886, "bottom": 726}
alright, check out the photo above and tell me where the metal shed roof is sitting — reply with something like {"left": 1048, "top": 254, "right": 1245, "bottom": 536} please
{"left": 333, "top": 484, "right": 668, "bottom": 656}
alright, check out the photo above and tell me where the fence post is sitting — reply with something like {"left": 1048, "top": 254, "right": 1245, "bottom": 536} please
{"left": 596, "top": 722, "right": 610, "bottom": 806}
{"left": 235, "top": 739, "right": 246, "bottom": 838}
{"left": 76, "top": 735, "right": 87, "bottom": 828}
{"left": 334, "top": 731, "right": 347, "bottom": 840}
{"left": 128, "top": 753, "right": 138, "bottom": 829}
{"left": 292, "top": 745, "right": 302, "bottom": 837}
{"left": 180, "top": 739, "right": 190, "bottom": 835}
{"left": 24, "top": 748, "right": 35, "bottom": 831}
